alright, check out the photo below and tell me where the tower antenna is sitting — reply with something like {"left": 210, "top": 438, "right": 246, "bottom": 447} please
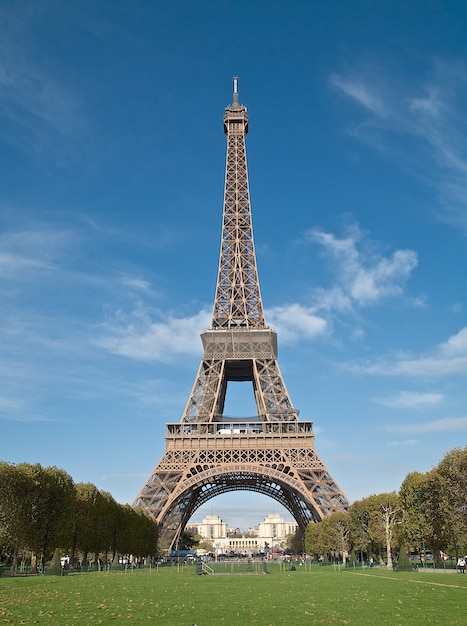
{"left": 233, "top": 75, "right": 239, "bottom": 105}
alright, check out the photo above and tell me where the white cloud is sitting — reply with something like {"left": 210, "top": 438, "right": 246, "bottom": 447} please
{"left": 374, "top": 391, "right": 444, "bottom": 409}
{"left": 98, "top": 302, "right": 328, "bottom": 358}
{"left": 309, "top": 286, "right": 353, "bottom": 314}
{"left": 440, "top": 326, "right": 467, "bottom": 357}
{"left": 266, "top": 303, "right": 327, "bottom": 343}
{"left": 96, "top": 308, "right": 211, "bottom": 361}
{"left": 306, "top": 225, "right": 417, "bottom": 309}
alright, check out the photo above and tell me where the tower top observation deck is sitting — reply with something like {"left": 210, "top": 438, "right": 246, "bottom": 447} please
{"left": 224, "top": 76, "right": 249, "bottom": 135}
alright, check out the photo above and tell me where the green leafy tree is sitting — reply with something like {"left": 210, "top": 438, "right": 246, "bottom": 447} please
{"left": 18, "top": 464, "right": 75, "bottom": 569}
{"left": 431, "top": 447, "right": 467, "bottom": 557}
{"left": 130, "top": 508, "right": 158, "bottom": 558}
{"left": 99, "top": 491, "right": 121, "bottom": 564}
{"left": 349, "top": 501, "right": 371, "bottom": 561}
{"left": 399, "top": 471, "right": 432, "bottom": 555}
{"left": 0, "top": 462, "right": 36, "bottom": 573}
{"left": 286, "top": 530, "right": 303, "bottom": 554}
{"left": 312, "top": 513, "right": 351, "bottom": 562}
{"left": 178, "top": 528, "right": 198, "bottom": 551}
{"left": 304, "top": 521, "right": 323, "bottom": 558}
{"left": 70, "top": 483, "right": 119, "bottom": 568}
{"left": 197, "top": 537, "right": 214, "bottom": 552}
{"left": 116, "top": 504, "right": 157, "bottom": 560}
{"left": 70, "top": 483, "right": 98, "bottom": 567}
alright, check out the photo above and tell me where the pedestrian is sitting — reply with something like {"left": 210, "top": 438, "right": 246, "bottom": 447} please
{"left": 457, "top": 556, "right": 465, "bottom": 573}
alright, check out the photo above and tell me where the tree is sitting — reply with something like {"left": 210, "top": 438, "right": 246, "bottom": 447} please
{"left": 304, "top": 521, "right": 323, "bottom": 558}
{"left": 130, "top": 508, "right": 158, "bottom": 558}
{"left": 177, "top": 528, "right": 198, "bottom": 551}
{"left": 286, "top": 530, "right": 303, "bottom": 554}
{"left": 399, "top": 471, "right": 432, "bottom": 555}
{"left": 0, "top": 462, "right": 36, "bottom": 574}
{"left": 18, "top": 463, "right": 75, "bottom": 569}
{"left": 349, "top": 501, "right": 371, "bottom": 561}
{"left": 329, "top": 512, "right": 351, "bottom": 563}
{"left": 431, "top": 447, "right": 467, "bottom": 557}
{"left": 364, "top": 493, "right": 403, "bottom": 569}
{"left": 99, "top": 491, "right": 121, "bottom": 564}
{"left": 316, "top": 513, "right": 351, "bottom": 562}
{"left": 190, "top": 532, "right": 214, "bottom": 553}
{"left": 70, "top": 483, "right": 98, "bottom": 567}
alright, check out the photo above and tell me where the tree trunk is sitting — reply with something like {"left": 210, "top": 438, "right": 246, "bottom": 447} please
{"left": 385, "top": 521, "right": 393, "bottom": 570}
{"left": 11, "top": 551, "right": 17, "bottom": 576}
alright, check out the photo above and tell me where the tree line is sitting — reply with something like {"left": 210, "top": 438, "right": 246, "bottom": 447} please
{"left": 304, "top": 447, "right": 467, "bottom": 569}
{"left": 0, "top": 462, "right": 158, "bottom": 574}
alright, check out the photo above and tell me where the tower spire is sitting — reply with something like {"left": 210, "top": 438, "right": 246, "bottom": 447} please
{"left": 213, "top": 76, "right": 263, "bottom": 329}
{"left": 232, "top": 75, "right": 239, "bottom": 105}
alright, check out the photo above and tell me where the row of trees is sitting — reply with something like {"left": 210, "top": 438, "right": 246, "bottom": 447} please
{"left": 305, "top": 447, "right": 467, "bottom": 568}
{"left": 0, "top": 462, "right": 158, "bottom": 573}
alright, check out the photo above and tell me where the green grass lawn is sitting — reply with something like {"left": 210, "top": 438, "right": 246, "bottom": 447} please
{"left": 1, "top": 563, "right": 467, "bottom": 625}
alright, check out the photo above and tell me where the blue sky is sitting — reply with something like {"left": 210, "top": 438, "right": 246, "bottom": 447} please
{"left": 1, "top": 0, "right": 467, "bottom": 531}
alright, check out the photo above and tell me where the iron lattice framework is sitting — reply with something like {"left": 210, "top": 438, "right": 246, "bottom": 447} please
{"left": 133, "top": 78, "right": 349, "bottom": 548}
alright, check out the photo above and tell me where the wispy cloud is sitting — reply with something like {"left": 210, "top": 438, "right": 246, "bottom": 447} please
{"left": 328, "top": 73, "right": 388, "bottom": 118}
{"left": 306, "top": 223, "right": 418, "bottom": 310}
{"left": 374, "top": 391, "right": 444, "bottom": 409}
{"left": 0, "top": 227, "right": 74, "bottom": 278}
{"left": 95, "top": 225, "right": 412, "bottom": 357}
{"left": 329, "top": 59, "right": 467, "bottom": 231}
{"left": 255, "top": 223, "right": 419, "bottom": 350}
{"left": 0, "top": 251, "right": 52, "bottom": 275}
{"left": 387, "top": 439, "right": 418, "bottom": 447}
{"left": 345, "top": 326, "right": 467, "bottom": 377}
{"left": 0, "top": 393, "right": 58, "bottom": 422}
{"left": 96, "top": 308, "right": 211, "bottom": 361}
{"left": 119, "top": 275, "right": 154, "bottom": 294}
{"left": 387, "top": 416, "right": 467, "bottom": 434}
{"left": 0, "top": 32, "right": 83, "bottom": 152}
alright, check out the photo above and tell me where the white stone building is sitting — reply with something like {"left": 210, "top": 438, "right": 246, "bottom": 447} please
{"left": 188, "top": 513, "right": 298, "bottom": 555}
{"left": 190, "top": 514, "right": 228, "bottom": 541}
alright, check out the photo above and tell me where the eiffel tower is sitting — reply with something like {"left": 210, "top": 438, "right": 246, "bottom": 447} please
{"left": 133, "top": 78, "right": 349, "bottom": 548}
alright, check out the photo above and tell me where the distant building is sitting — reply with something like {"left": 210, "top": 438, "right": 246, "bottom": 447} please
{"left": 188, "top": 514, "right": 227, "bottom": 540}
{"left": 187, "top": 513, "right": 298, "bottom": 555}
{"left": 258, "top": 513, "right": 299, "bottom": 544}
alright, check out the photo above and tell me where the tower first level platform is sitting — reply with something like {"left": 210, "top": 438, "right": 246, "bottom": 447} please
{"left": 134, "top": 419, "right": 348, "bottom": 548}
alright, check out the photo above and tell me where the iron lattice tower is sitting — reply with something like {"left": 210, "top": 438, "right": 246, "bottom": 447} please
{"left": 134, "top": 78, "right": 349, "bottom": 548}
